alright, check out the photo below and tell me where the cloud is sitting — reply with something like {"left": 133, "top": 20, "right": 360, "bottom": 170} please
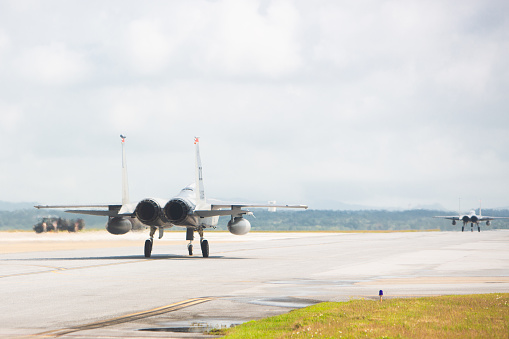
{"left": 0, "top": 103, "right": 24, "bottom": 153}
{"left": 0, "top": 103, "right": 23, "bottom": 129}
{"left": 0, "top": 29, "right": 11, "bottom": 72}
{"left": 0, "top": 29, "right": 9, "bottom": 53}
{"left": 18, "top": 42, "right": 90, "bottom": 86}
{"left": 0, "top": 1, "right": 508, "bottom": 210}
{"left": 196, "top": 0, "right": 303, "bottom": 77}
{"left": 124, "top": 19, "right": 174, "bottom": 75}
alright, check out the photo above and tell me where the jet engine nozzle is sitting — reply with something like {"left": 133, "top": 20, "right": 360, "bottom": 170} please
{"left": 135, "top": 199, "right": 167, "bottom": 226}
{"left": 164, "top": 199, "right": 191, "bottom": 224}
{"left": 227, "top": 217, "right": 251, "bottom": 235}
{"left": 470, "top": 215, "right": 478, "bottom": 223}
{"left": 462, "top": 216, "right": 470, "bottom": 223}
{"left": 106, "top": 217, "right": 132, "bottom": 235}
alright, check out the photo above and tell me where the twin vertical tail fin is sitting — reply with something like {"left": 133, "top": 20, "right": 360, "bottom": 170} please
{"left": 194, "top": 137, "right": 206, "bottom": 205}
{"left": 119, "top": 136, "right": 205, "bottom": 212}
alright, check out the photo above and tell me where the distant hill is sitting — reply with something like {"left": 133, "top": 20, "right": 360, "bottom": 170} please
{"left": 1, "top": 205, "right": 508, "bottom": 232}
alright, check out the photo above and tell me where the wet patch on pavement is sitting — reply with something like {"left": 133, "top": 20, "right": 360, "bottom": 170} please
{"left": 249, "top": 296, "right": 320, "bottom": 308}
{"left": 139, "top": 318, "right": 243, "bottom": 334}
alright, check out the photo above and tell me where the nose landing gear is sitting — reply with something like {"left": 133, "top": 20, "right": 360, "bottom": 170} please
{"left": 186, "top": 227, "right": 209, "bottom": 257}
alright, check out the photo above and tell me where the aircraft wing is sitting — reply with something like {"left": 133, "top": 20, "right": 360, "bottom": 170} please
{"left": 194, "top": 203, "right": 308, "bottom": 218}
{"left": 478, "top": 216, "right": 509, "bottom": 221}
{"left": 210, "top": 203, "right": 308, "bottom": 209}
{"left": 433, "top": 216, "right": 460, "bottom": 220}
{"left": 34, "top": 204, "right": 134, "bottom": 217}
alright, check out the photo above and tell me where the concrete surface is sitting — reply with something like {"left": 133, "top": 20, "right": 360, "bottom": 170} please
{"left": 0, "top": 230, "right": 508, "bottom": 338}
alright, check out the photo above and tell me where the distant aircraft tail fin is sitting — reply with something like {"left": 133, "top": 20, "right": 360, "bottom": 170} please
{"left": 479, "top": 199, "right": 482, "bottom": 217}
{"left": 121, "top": 135, "right": 129, "bottom": 206}
{"left": 194, "top": 137, "right": 206, "bottom": 204}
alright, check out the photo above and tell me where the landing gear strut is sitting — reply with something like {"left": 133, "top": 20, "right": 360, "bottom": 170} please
{"left": 198, "top": 228, "right": 209, "bottom": 258}
{"left": 144, "top": 226, "right": 156, "bottom": 258}
{"left": 201, "top": 239, "right": 209, "bottom": 258}
{"left": 186, "top": 228, "right": 209, "bottom": 257}
{"left": 144, "top": 239, "right": 153, "bottom": 257}
{"left": 186, "top": 228, "right": 194, "bottom": 256}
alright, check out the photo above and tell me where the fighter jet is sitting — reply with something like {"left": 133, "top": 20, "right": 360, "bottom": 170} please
{"left": 434, "top": 207, "right": 509, "bottom": 232}
{"left": 35, "top": 136, "right": 308, "bottom": 257}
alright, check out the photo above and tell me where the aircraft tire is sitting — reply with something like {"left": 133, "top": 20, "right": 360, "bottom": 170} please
{"left": 462, "top": 226, "right": 464, "bottom": 232}
{"left": 201, "top": 240, "right": 209, "bottom": 258}
{"left": 188, "top": 244, "right": 193, "bottom": 256}
{"left": 144, "top": 239, "right": 153, "bottom": 258}
{"left": 478, "top": 226, "right": 480, "bottom": 232}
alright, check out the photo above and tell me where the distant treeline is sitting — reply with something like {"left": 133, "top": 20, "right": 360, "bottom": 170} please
{"left": 220, "top": 209, "right": 509, "bottom": 231}
{"left": 2, "top": 208, "right": 509, "bottom": 232}
{"left": 0, "top": 209, "right": 105, "bottom": 231}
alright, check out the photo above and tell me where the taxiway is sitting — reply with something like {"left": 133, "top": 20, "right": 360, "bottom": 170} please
{"left": 1, "top": 230, "right": 508, "bottom": 338}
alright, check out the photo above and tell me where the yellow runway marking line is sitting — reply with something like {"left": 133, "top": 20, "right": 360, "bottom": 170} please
{"left": 34, "top": 297, "right": 214, "bottom": 337}
{"left": 357, "top": 276, "right": 509, "bottom": 285}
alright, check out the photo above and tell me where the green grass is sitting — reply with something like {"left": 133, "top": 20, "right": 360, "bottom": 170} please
{"left": 216, "top": 293, "right": 509, "bottom": 338}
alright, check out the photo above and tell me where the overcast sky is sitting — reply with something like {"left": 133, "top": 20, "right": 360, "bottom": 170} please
{"left": 1, "top": 0, "right": 508, "bottom": 211}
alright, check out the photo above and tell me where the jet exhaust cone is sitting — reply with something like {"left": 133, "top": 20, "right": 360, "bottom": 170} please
{"left": 164, "top": 199, "right": 190, "bottom": 224}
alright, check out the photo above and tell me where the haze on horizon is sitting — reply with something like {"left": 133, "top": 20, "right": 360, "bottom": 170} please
{"left": 0, "top": 1, "right": 508, "bottom": 212}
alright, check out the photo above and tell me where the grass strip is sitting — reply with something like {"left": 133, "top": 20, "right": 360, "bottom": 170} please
{"left": 214, "top": 293, "right": 508, "bottom": 338}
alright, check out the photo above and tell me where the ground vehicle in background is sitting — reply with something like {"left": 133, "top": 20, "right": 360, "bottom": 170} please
{"left": 33, "top": 217, "right": 85, "bottom": 233}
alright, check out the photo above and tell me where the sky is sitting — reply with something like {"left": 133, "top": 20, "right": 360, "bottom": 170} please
{"left": 0, "top": 0, "right": 508, "bottom": 211}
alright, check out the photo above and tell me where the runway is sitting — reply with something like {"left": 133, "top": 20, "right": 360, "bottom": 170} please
{"left": 1, "top": 230, "right": 508, "bottom": 338}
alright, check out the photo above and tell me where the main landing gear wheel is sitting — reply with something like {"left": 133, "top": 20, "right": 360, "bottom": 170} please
{"left": 201, "top": 240, "right": 209, "bottom": 258}
{"left": 462, "top": 226, "right": 464, "bottom": 232}
{"left": 188, "top": 244, "right": 193, "bottom": 256}
{"left": 478, "top": 226, "right": 481, "bottom": 232}
{"left": 144, "top": 239, "right": 153, "bottom": 258}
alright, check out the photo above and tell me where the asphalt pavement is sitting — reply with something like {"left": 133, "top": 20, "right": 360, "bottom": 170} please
{"left": 1, "top": 230, "right": 508, "bottom": 338}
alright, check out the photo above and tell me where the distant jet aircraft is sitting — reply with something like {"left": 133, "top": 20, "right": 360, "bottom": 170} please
{"left": 434, "top": 206, "right": 509, "bottom": 232}
{"left": 35, "top": 136, "right": 307, "bottom": 257}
